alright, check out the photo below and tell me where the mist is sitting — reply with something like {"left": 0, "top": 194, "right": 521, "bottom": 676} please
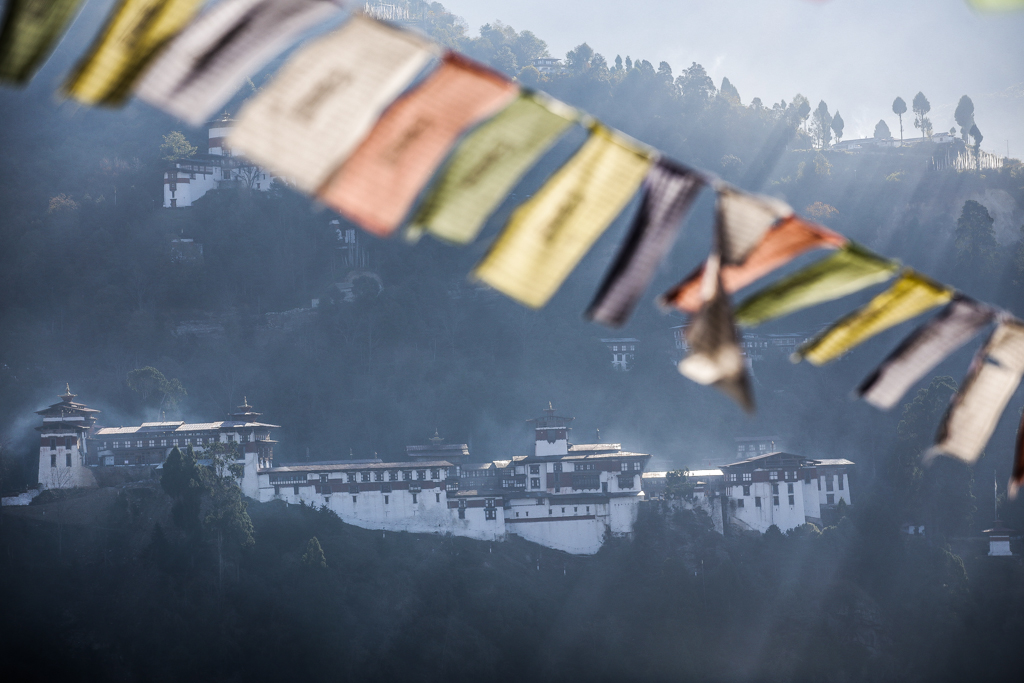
{"left": 1, "top": 0, "right": 1023, "bottom": 680}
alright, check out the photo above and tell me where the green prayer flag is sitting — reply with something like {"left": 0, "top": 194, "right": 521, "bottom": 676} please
{"left": 407, "top": 92, "right": 577, "bottom": 245}
{"left": 734, "top": 243, "right": 899, "bottom": 327}
{"left": 0, "top": 0, "right": 84, "bottom": 83}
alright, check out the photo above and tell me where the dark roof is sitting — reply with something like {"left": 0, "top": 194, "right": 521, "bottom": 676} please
{"left": 723, "top": 451, "right": 809, "bottom": 468}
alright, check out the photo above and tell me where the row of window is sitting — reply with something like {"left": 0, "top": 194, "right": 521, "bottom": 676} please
{"left": 48, "top": 437, "right": 77, "bottom": 450}
{"left": 102, "top": 433, "right": 253, "bottom": 449}
{"left": 50, "top": 453, "right": 72, "bottom": 467}
{"left": 515, "top": 505, "right": 592, "bottom": 518}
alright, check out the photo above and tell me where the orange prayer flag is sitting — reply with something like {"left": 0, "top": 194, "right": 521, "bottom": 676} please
{"left": 318, "top": 52, "right": 519, "bottom": 236}
{"left": 661, "top": 215, "right": 848, "bottom": 314}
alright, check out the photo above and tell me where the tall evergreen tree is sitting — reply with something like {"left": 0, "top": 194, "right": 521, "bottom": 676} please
{"left": 912, "top": 91, "right": 932, "bottom": 138}
{"left": 874, "top": 119, "right": 892, "bottom": 139}
{"left": 954, "top": 95, "right": 975, "bottom": 142}
{"left": 892, "top": 97, "right": 907, "bottom": 143}
{"left": 830, "top": 110, "right": 844, "bottom": 143}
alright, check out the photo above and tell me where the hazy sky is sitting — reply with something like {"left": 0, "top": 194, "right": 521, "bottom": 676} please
{"left": 443, "top": 0, "right": 1024, "bottom": 156}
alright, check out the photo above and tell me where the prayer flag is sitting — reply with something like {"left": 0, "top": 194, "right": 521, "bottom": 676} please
{"left": 318, "top": 52, "right": 519, "bottom": 237}
{"left": 858, "top": 296, "right": 994, "bottom": 410}
{"left": 471, "top": 123, "right": 652, "bottom": 309}
{"left": 928, "top": 319, "right": 1024, "bottom": 464}
{"left": 227, "top": 16, "right": 438, "bottom": 194}
{"left": 661, "top": 216, "right": 847, "bottom": 314}
{"left": 136, "top": 0, "right": 345, "bottom": 127}
{"left": 716, "top": 186, "right": 792, "bottom": 264}
{"left": 795, "top": 271, "right": 953, "bottom": 366}
{"left": 406, "top": 91, "right": 577, "bottom": 245}
{"left": 0, "top": 0, "right": 84, "bottom": 83}
{"left": 63, "top": 0, "right": 203, "bottom": 106}
{"left": 1011, "top": 408, "right": 1024, "bottom": 499}
{"left": 586, "top": 158, "right": 705, "bottom": 327}
{"left": 677, "top": 253, "right": 754, "bottom": 412}
{"left": 734, "top": 243, "right": 899, "bottom": 327}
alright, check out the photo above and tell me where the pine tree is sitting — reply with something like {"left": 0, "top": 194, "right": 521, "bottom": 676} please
{"left": 303, "top": 537, "right": 327, "bottom": 569}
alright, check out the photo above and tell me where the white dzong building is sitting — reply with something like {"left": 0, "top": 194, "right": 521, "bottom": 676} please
{"left": 720, "top": 452, "right": 853, "bottom": 533}
{"left": 240, "top": 405, "right": 652, "bottom": 555}
{"left": 163, "top": 114, "right": 274, "bottom": 208}
{"left": 36, "top": 386, "right": 99, "bottom": 490}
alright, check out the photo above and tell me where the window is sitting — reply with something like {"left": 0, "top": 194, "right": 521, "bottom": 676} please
{"left": 172, "top": 439, "right": 179, "bottom": 447}
{"left": 347, "top": 473, "right": 356, "bottom": 483}
{"left": 529, "top": 465, "right": 540, "bottom": 475}
{"left": 549, "top": 509, "right": 553, "bottom": 515}
{"left": 773, "top": 495, "right": 780, "bottom": 507}
{"left": 274, "top": 485, "right": 280, "bottom": 495}
{"left": 352, "top": 496, "right": 357, "bottom": 503}
{"left": 161, "top": 439, "right": 167, "bottom": 447}
{"left": 485, "top": 499, "right": 494, "bottom": 508}
{"left": 788, "top": 494, "right": 795, "bottom": 506}
{"left": 838, "top": 474, "right": 844, "bottom": 490}
{"left": 389, "top": 471, "right": 398, "bottom": 482}
{"left": 742, "top": 472, "right": 752, "bottom": 482}
{"left": 436, "top": 493, "right": 441, "bottom": 503}
{"left": 431, "top": 468, "right": 439, "bottom": 479}
{"left": 817, "top": 477, "right": 821, "bottom": 490}
{"left": 185, "top": 438, "right": 191, "bottom": 446}
{"left": 787, "top": 483, "right": 794, "bottom": 494}
{"left": 361, "top": 472, "right": 370, "bottom": 482}
{"left": 50, "top": 453, "right": 56, "bottom": 467}
{"left": 374, "top": 471, "right": 384, "bottom": 482}
{"left": 729, "top": 473, "right": 737, "bottom": 482}
{"left": 632, "top": 461, "right": 641, "bottom": 471}
{"left": 561, "top": 507, "right": 565, "bottom": 513}
{"left": 531, "top": 477, "right": 540, "bottom": 488}
{"left": 737, "top": 499, "right": 745, "bottom": 508}
{"left": 384, "top": 495, "right": 389, "bottom": 504}
{"left": 293, "top": 485, "right": 300, "bottom": 495}
{"left": 412, "top": 494, "right": 417, "bottom": 504}
{"left": 137, "top": 440, "right": 143, "bottom": 448}
{"left": 573, "top": 507, "right": 578, "bottom": 513}
{"left": 485, "top": 508, "right": 497, "bottom": 520}
{"left": 553, "top": 463, "right": 562, "bottom": 473}
{"left": 755, "top": 496, "right": 761, "bottom": 507}
{"left": 826, "top": 494, "right": 835, "bottom": 505}
{"left": 826, "top": 475, "right": 834, "bottom": 492}
{"left": 66, "top": 453, "right": 71, "bottom": 467}
{"left": 458, "top": 501, "right": 465, "bottom": 519}
{"left": 742, "top": 485, "right": 750, "bottom": 496}
{"left": 586, "top": 506, "right": 590, "bottom": 513}
{"left": 618, "top": 474, "right": 635, "bottom": 489}
{"left": 114, "top": 441, "right": 120, "bottom": 449}
{"left": 381, "top": 483, "right": 392, "bottom": 493}
{"left": 804, "top": 470, "right": 811, "bottom": 484}
{"left": 417, "top": 470, "right": 426, "bottom": 481}
{"left": 771, "top": 483, "right": 779, "bottom": 495}
{"left": 402, "top": 470, "right": 411, "bottom": 481}
{"left": 769, "top": 471, "right": 778, "bottom": 480}
{"left": 621, "top": 462, "right": 629, "bottom": 472}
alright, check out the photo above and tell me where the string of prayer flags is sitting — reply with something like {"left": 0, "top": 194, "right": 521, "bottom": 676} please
{"left": 472, "top": 122, "right": 652, "bottom": 309}
{"left": 661, "top": 215, "right": 848, "bottom": 314}
{"left": 794, "top": 271, "right": 953, "bottom": 366}
{"left": 927, "top": 319, "right": 1024, "bottom": 464}
{"left": 227, "top": 15, "right": 437, "bottom": 194}
{"left": 716, "top": 186, "right": 793, "bottom": 264}
{"left": 318, "top": 52, "right": 519, "bottom": 237}
{"left": 857, "top": 296, "right": 995, "bottom": 410}
{"left": 406, "top": 91, "right": 578, "bottom": 245}
{"left": 62, "top": 0, "right": 203, "bottom": 106}
{"left": 734, "top": 243, "right": 899, "bottom": 327}
{"left": 677, "top": 252, "right": 754, "bottom": 412}
{"left": 0, "top": 0, "right": 84, "bottom": 83}
{"left": 136, "top": 0, "right": 346, "bottom": 127}
{"left": 587, "top": 158, "right": 705, "bottom": 327}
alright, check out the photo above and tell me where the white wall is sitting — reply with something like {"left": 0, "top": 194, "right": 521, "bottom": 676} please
{"left": 38, "top": 442, "right": 96, "bottom": 490}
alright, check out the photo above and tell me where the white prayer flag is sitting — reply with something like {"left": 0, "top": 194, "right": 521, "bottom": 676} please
{"left": 137, "top": 0, "right": 346, "bottom": 127}
{"left": 929, "top": 319, "right": 1024, "bottom": 464}
{"left": 227, "top": 15, "right": 438, "bottom": 194}
{"left": 716, "top": 185, "right": 792, "bottom": 264}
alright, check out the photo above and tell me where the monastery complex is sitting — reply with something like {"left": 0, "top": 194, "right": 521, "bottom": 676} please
{"left": 30, "top": 389, "right": 853, "bottom": 554}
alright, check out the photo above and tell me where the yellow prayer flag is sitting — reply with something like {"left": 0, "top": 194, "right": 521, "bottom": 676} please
{"left": 471, "top": 123, "right": 652, "bottom": 308}
{"left": 63, "top": 0, "right": 202, "bottom": 106}
{"left": 796, "top": 271, "right": 953, "bottom": 366}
